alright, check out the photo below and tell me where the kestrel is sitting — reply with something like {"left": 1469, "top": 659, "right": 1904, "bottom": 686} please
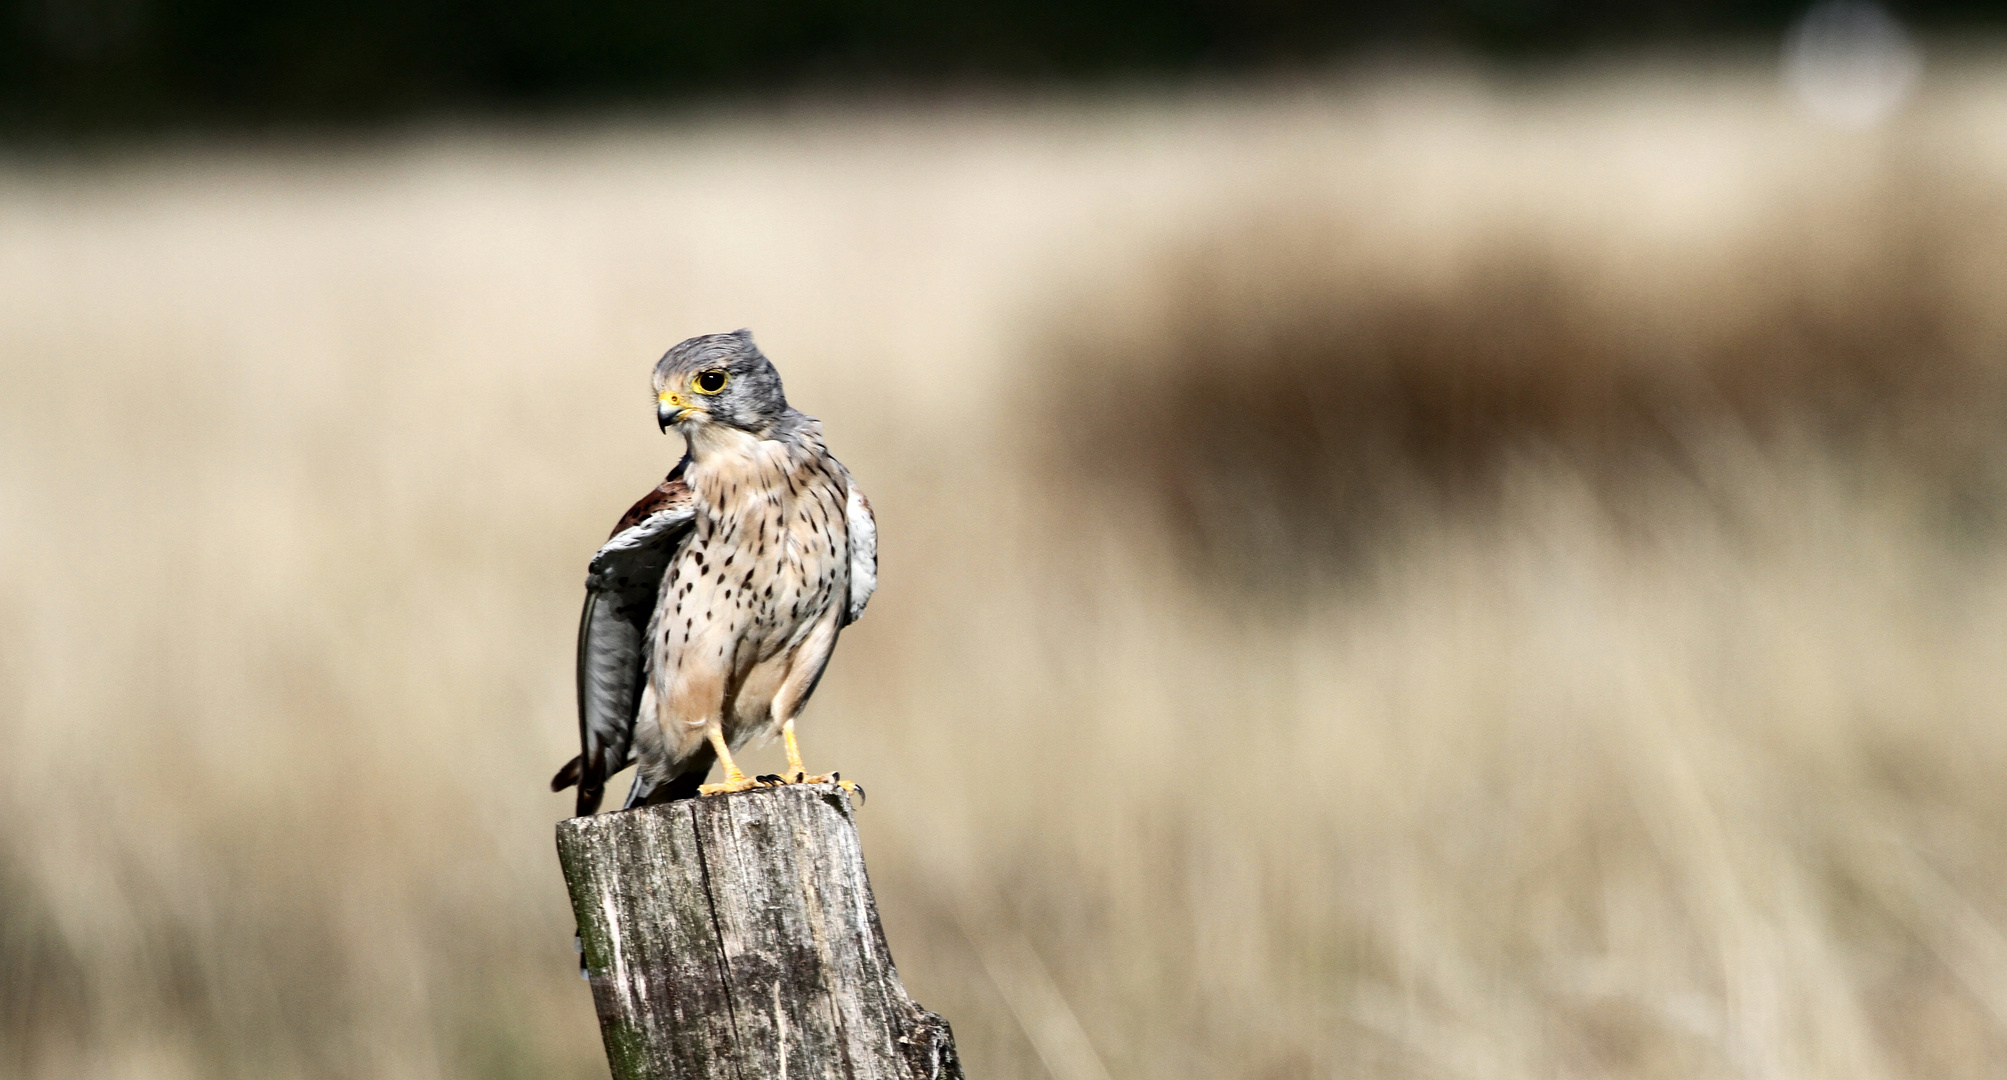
{"left": 551, "top": 330, "right": 877, "bottom": 815}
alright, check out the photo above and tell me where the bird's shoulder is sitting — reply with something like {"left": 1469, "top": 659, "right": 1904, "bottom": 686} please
{"left": 609, "top": 460, "right": 695, "bottom": 539}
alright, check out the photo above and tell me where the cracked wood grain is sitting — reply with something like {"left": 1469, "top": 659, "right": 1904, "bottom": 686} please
{"left": 557, "top": 783, "right": 964, "bottom": 1080}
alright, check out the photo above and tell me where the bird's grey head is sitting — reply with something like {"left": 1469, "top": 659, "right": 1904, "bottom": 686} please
{"left": 652, "top": 330, "right": 790, "bottom": 436}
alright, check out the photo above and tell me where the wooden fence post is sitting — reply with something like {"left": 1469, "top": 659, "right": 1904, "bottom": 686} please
{"left": 556, "top": 782, "right": 964, "bottom": 1080}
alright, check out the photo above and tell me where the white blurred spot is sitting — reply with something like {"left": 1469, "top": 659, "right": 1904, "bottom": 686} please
{"left": 1781, "top": 0, "right": 1922, "bottom": 129}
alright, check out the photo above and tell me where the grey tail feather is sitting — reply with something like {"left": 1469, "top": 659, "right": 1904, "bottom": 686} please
{"left": 620, "top": 770, "right": 656, "bottom": 811}
{"left": 646, "top": 742, "right": 717, "bottom": 806}
{"left": 554, "top": 753, "right": 611, "bottom": 818}
{"left": 647, "top": 770, "right": 707, "bottom": 804}
{"left": 621, "top": 745, "right": 716, "bottom": 810}
{"left": 550, "top": 755, "right": 582, "bottom": 791}
{"left": 576, "top": 779, "right": 606, "bottom": 818}
{"left": 621, "top": 768, "right": 707, "bottom": 809}
{"left": 558, "top": 747, "right": 613, "bottom": 817}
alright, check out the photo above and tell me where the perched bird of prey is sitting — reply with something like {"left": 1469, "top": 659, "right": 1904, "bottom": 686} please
{"left": 551, "top": 330, "right": 877, "bottom": 815}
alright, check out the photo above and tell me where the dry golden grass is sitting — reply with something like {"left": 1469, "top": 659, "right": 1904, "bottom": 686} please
{"left": 7, "top": 63, "right": 2007, "bottom": 1080}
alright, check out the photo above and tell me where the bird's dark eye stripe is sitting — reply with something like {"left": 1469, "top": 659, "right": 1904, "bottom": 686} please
{"left": 695, "top": 369, "right": 729, "bottom": 394}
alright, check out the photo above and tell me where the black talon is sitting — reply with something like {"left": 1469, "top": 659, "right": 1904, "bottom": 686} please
{"left": 756, "top": 774, "right": 784, "bottom": 785}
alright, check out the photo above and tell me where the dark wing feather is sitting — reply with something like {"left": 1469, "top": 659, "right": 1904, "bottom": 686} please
{"left": 551, "top": 462, "right": 695, "bottom": 816}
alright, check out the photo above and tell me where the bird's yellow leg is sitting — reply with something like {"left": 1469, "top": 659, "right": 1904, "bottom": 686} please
{"left": 783, "top": 719, "right": 810, "bottom": 782}
{"left": 782, "top": 718, "right": 836, "bottom": 783}
{"left": 781, "top": 719, "right": 861, "bottom": 800}
{"left": 698, "top": 726, "right": 761, "bottom": 795}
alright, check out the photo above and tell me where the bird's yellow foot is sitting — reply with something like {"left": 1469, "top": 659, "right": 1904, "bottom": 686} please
{"left": 699, "top": 771, "right": 764, "bottom": 795}
{"left": 785, "top": 770, "right": 865, "bottom": 803}
{"left": 699, "top": 728, "right": 779, "bottom": 795}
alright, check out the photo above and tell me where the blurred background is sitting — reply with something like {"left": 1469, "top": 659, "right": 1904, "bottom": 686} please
{"left": 9, "top": 2, "right": 2007, "bottom": 1078}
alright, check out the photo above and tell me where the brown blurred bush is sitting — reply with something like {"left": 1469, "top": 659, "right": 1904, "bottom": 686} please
{"left": 1056, "top": 160, "right": 2007, "bottom": 582}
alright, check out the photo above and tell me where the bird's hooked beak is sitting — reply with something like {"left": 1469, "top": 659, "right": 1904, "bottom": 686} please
{"left": 657, "top": 390, "right": 700, "bottom": 431}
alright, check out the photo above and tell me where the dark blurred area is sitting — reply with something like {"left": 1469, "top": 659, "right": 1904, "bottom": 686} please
{"left": 0, "top": 0, "right": 1999, "bottom": 137}
{"left": 1060, "top": 163, "right": 2007, "bottom": 586}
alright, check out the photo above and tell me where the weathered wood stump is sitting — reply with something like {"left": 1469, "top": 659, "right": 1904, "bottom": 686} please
{"left": 556, "top": 783, "right": 964, "bottom": 1080}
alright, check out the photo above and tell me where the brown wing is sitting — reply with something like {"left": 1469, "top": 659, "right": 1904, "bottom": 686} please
{"left": 550, "top": 459, "right": 696, "bottom": 816}
{"left": 611, "top": 469, "right": 694, "bottom": 536}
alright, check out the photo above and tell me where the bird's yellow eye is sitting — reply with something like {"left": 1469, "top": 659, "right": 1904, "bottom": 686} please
{"left": 692, "top": 369, "right": 729, "bottom": 395}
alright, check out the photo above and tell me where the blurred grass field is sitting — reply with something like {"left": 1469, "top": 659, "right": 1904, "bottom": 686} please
{"left": 8, "top": 62, "right": 2007, "bottom": 1080}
